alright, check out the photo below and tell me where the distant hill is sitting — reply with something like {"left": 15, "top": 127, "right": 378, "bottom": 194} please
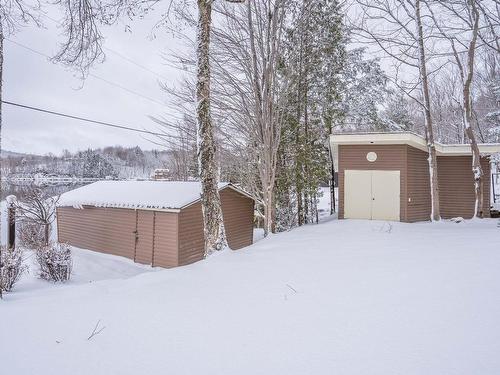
{"left": 1, "top": 150, "right": 35, "bottom": 158}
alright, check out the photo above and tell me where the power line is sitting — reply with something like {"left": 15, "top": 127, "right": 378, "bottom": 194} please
{"left": 2, "top": 100, "right": 168, "bottom": 137}
{"left": 104, "top": 47, "right": 170, "bottom": 81}
{"left": 5, "top": 38, "right": 167, "bottom": 107}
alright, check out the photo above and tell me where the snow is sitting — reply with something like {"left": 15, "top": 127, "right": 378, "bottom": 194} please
{"left": 57, "top": 180, "right": 233, "bottom": 210}
{"left": 2, "top": 218, "right": 500, "bottom": 374}
{"left": 5, "top": 195, "right": 17, "bottom": 205}
{"left": 317, "top": 186, "right": 337, "bottom": 220}
{"left": 5, "top": 246, "right": 154, "bottom": 296}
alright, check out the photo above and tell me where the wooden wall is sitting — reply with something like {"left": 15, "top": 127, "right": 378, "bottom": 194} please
{"left": 58, "top": 187, "right": 255, "bottom": 269}
{"left": 177, "top": 188, "right": 255, "bottom": 267}
{"left": 437, "top": 156, "right": 491, "bottom": 219}
{"left": 338, "top": 144, "right": 408, "bottom": 221}
{"left": 337, "top": 143, "right": 492, "bottom": 222}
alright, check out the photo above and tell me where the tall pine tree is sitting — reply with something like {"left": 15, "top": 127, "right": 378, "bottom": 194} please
{"left": 276, "top": 0, "right": 346, "bottom": 230}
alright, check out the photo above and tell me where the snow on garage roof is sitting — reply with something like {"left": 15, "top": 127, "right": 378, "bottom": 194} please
{"left": 57, "top": 181, "right": 252, "bottom": 211}
{"left": 330, "top": 132, "right": 500, "bottom": 156}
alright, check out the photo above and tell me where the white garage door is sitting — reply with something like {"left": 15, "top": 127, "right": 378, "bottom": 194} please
{"left": 344, "top": 170, "right": 400, "bottom": 221}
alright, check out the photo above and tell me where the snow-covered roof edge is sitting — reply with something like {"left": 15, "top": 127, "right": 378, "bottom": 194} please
{"left": 179, "top": 183, "right": 255, "bottom": 210}
{"left": 57, "top": 181, "right": 254, "bottom": 211}
{"left": 330, "top": 132, "right": 500, "bottom": 156}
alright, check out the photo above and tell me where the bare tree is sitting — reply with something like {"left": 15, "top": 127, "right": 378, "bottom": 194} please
{"left": 353, "top": 0, "right": 442, "bottom": 221}
{"left": 15, "top": 187, "right": 59, "bottom": 247}
{"left": 53, "top": 0, "right": 159, "bottom": 75}
{"left": 244, "top": 0, "right": 288, "bottom": 234}
{"left": 427, "top": 0, "right": 500, "bottom": 217}
{"left": 195, "top": 0, "right": 245, "bottom": 255}
{"left": 165, "top": 0, "right": 289, "bottom": 236}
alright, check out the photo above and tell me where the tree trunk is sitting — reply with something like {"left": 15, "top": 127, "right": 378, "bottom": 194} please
{"left": 44, "top": 223, "right": 50, "bottom": 246}
{"left": 196, "top": 0, "right": 226, "bottom": 256}
{"left": 314, "top": 193, "right": 319, "bottom": 224}
{"left": 327, "top": 124, "right": 336, "bottom": 214}
{"left": 462, "top": 0, "right": 483, "bottom": 218}
{"left": 0, "top": 27, "right": 3, "bottom": 298}
{"left": 303, "top": 78, "right": 309, "bottom": 224}
{"left": 295, "top": 132, "right": 303, "bottom": 226}
{"left": 465, "top": 122, "right": 484, "bottom": 217}
{"left": 262, "top": 183, "right": 274, "bottom": 236}
{"left": 330, "top": 161, "right": 336, "bottom": 214}
{"left": 416, "top": 0, "right": 441, "bottom": 221}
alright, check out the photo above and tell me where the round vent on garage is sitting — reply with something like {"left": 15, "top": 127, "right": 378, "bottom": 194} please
{"left": 366, "top": 152, "right": 377, "bottom": 162}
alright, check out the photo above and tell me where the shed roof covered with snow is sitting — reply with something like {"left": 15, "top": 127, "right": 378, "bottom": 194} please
{"left": 58, "top": 181, "right": 253, "bottom": 211}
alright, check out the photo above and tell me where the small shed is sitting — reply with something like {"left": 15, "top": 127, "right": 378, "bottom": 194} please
{"left": 57, "top": 181, "right": 254, "bottom": 268}
{"left": 330, "top": 132, "right": 500, "bottom": 222}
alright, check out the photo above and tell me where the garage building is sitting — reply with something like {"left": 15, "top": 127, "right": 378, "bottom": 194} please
{"left": 57, "top": 181, "right": 254, "bottom": 267}
{"left": 330, "top": 132, "right": 500, "bottom": 222}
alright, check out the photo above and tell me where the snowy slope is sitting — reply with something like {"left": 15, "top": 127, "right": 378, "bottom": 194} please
{"left": 1, "top": 218, "right": 500, "bottom": 375}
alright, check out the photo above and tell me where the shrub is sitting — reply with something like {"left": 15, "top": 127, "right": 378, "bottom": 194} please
{"left": 0, "top": 246, "right": 28, "bottom": 292}
{"left": 17, "top": 221, "right": 46, "bottom": 250}
{"left": 36, "top": 243, "right": 73, "bottom": 282}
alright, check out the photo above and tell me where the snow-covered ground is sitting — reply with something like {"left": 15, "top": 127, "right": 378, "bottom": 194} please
{"left": 2, "top": 216, "right": 500, "bottom": 375}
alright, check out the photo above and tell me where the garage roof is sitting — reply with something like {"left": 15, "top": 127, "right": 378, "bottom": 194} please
{"left": 330, "top": 132, "right": 500, "bottom": 156}
{"left": 57, "top": 181, "right": 253, "bottom": 211}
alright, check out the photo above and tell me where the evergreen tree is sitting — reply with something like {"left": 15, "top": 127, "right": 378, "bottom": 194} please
{"left": 276, "top": 0, "right": 346, "bottom": 230}
{"left": 338, "top": 48, "right": 389, "bottom": 131}
{"left": 81, "top": 149, "right": 117, "bottom": 179}
{"left": 382, "top": 90, "right": 416, "bottom": 131}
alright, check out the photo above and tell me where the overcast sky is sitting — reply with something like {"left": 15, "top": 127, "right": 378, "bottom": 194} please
{"left": 3, "top": 5, "right": 191, "bottom": 155}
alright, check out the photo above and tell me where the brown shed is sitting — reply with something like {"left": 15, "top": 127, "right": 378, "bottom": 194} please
{"left": 330, "top": 132, "right": 500, "bottom": 222}
{"left": 56, "top": 181, "right": 254, "bottom": 268}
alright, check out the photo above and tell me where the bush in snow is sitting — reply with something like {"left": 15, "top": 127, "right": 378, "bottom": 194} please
{"left": 17, "top": 221, "right": 46, "bottom": 250}
{"left": 36, "top": 243, "right": 73, "bottom": 282}
{"left": 0, "top": 246, "right": 28, "bottom": 292}
{"left": 15, "top": 186, "right": 59, "bottom": 248}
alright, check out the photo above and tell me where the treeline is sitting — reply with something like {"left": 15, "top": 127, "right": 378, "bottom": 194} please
{"left": 2, "top": 146, "right": 172, "bottom": 180}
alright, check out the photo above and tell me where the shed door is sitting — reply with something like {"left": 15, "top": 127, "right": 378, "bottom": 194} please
{"left": 371, "top": 171, "right": 400, "bottom": 221}
{"left": 344, "top": 170, "right": 400, "bottom": 221}
{"left": 344, "top": 170, "right": 373, "bottom": 219}
{"left": 134, "top": 210, "right": 155, "bottom": 265}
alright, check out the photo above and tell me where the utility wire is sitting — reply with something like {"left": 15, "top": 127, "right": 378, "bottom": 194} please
{"left": 2, "top": 100, "right": 168, "bottom": 137}
{"left": 104, "top": 48, "right": 170, "bottom": 81}
{"left": 5, "top": 38, "right": 167, "bottom": 107}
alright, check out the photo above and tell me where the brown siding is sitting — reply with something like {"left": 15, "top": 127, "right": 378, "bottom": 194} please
{"left": 177, "top": 187, "right": 254, "bottom": 266}
{"left": 177, "top": 202, "right": 205, "bottom": 266}
{"left": 57, "top": 207, "right": 136, "bottom": 259}
{"left": 406, "top": 145, "right": 431, "bottom": 222}
{"left": 437, "top": 156, "right": 491, "bottom": 219}
{"left": 220, "top": 188, "right": 254, "bottom": 250}
{"left": 58, "top": 186, "right": 254, "bottom": 269}
{"left": 338, "top": 145, "right": 408, "bottom": 221}
{"left": 484, "top": 159, "right": 492, "bottom": 216}
{"left": 134, "top": 210, "right": 155, "bottom": 265}
{"left": 152, "top": 212, "right": 179, "bottom": 268}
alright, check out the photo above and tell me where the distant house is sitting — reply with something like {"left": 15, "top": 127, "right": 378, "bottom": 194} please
{"left": 57, "top": 181, "right": 254, "bottom": 268}
{"left": 152, "top": 168, "right": 170, "bottom": 180}
{"left": 330, "top": 132, "right": 500, "bottom": 221}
